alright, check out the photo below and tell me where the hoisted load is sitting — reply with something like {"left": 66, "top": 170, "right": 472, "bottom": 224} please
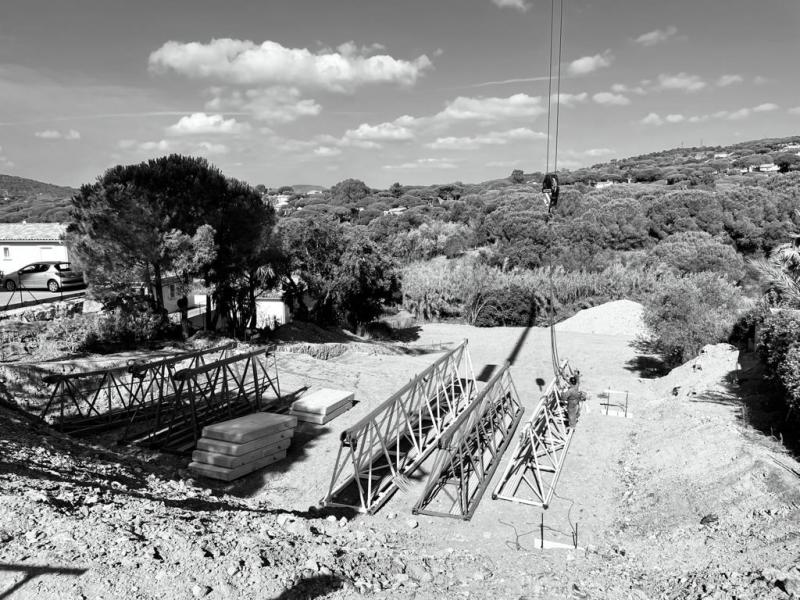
{"left": 541, "top": 172, "right": 560, "bottom": 212}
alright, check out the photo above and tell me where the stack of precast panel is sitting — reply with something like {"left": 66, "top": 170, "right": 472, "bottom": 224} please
{"left": 189, "top": 413, "right": 297, "bottom": 481}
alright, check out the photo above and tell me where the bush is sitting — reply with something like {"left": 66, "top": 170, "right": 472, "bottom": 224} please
{"left": 643, "top": 273, "right": 743, "bottom": 365}
{"left": 472, "top": 284, "right": 543, "bottom": 327}
{"left": 83, "top": 304, "right": 177, "bottom": 350}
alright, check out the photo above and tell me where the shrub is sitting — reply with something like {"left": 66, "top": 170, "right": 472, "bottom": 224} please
{"left": 643, "top": 273, "right": 743, "bottom": 365}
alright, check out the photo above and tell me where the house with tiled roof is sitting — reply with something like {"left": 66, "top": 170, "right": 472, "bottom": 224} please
{"left": 0, "top": 222, "right": 70, "bottom": 271}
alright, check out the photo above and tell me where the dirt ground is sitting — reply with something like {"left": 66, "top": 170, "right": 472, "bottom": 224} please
{"left": 1, "top": 301, "right": 800, "bottom": 599}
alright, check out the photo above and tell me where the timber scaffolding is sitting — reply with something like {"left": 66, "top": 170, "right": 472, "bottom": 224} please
{"left": 39, "top": 343, "right": 282, "bottom": 453}
{"left": 492, "top": 361, "right": 576, "bottom": 508}
{"left": 322, "top": 340, "right": 476, "bottom": 514}
{"left": 412, "top": 362, "right": 524, "bottom": 520}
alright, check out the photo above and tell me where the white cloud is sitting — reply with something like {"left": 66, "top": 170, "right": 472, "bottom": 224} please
{"left": 435, "top": 93, "right": 546, "bottom": 122}
{"left": 34, "top": 128, "right": 81, "bottom": 140}
{"left": 344, "top": 121, "right": 415, "bottom": 143}
{"left": 490, "top": 0, "right": 531, "bottom": 11}
{"left": 383, "top": 158, "right": 458, "bottom": 170}
{"left": 205, "top": 86, "right": 321, "bottom": 123}
{"left": 753, "top": 102, "right": 779, "bottom": 112}
{"left": 716, "top": 74, "right": 743, "bottom": 87}
{"left": 592, "top": 92, "right": 631, "bottom": 106}
{"left": 611, "top": 83, "right": 647, "bottom": 96}
{"left": 753, "top": 75, "right": 769, "bottom": 85}
{"left": 634, "top": 26, "right": 678, "bottom": 47}
{"left": 790, "top": 107, "right": 800, "bottom": 116}
{"left": 166, "top": 112, "right": 250, "bottom": 135}
{"left": 195, "top": 141, "right": 229, "bottom": 155}
{"left": 640, "top": 112, "right": 664, "bottom": 126}
{"left": 665, "top": 114, "right": 685, "bottom": 123}
{"left": 725, "top": 108, "right": 750, "bottom": 120}
{"left": 313, "top": 146, "right": 342, "bottom": 157}
{"left": 149, "top": 38, "right": 432, "bottom": 93}
{"left": 656, "top": 72, "right": 707, "bottom": 92}
{"left": 553, "top": 92, "right": 588, "bottom": 107}
{"left": 567, "top": 51, "right": 613, "bottom": 76}
{"left": 426, "top": 127, "right": 544, "bottom": 150}
{"left": 582, "top": 148, "right": 615, "bottom": 158}
{"left": 118, "top": 138, "right": 228, "bottom": 156}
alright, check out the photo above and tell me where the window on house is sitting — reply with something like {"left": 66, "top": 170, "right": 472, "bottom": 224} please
{"left": 169, "top": 284, "right": 176, "bottom": 299}
{"left": 2, "top": 248, "right": 9, "bottom": 259}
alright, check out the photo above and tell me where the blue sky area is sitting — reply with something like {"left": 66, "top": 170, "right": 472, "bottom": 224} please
{"left": 1, "top": 0, "right": 798, "bottom": 188}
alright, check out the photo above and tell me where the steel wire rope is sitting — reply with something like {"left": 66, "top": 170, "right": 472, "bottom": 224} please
{"left": 543, "top": 0, "right": 567, "bottom": 380}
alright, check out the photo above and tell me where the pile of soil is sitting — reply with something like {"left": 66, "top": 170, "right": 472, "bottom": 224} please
{"left": 556, "top": 299, "right": 647, "bottom": 337}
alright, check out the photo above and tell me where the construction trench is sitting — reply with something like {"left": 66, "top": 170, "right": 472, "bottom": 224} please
{"left": 36, "top": 332, "right": 602, "bottom": 552}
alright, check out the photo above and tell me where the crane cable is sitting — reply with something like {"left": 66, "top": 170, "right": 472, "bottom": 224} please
{"left": 544, "top": 0, "right": 566, "bottom": 380}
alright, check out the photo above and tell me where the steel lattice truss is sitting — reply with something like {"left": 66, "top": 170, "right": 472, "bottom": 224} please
{"left": 492, "top": 362, "right": 576, "bottom": 508}
{"left": 148, "top": 347, "right": 282, "bottom": 452}
{"left": 40, "top": 343, "right": 236, "bottom": 437}
{"left": 322, "top": 340, "right": 476, "bottom": 514}
{"left": 412, "top": 362, "right": 524, "bottom": 520}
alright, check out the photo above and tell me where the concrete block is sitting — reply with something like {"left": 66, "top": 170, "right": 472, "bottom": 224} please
{"left": 291, "top": 400, "right": 353, "bottom": 425}
{"left": 202, "top": 412, "right": 297, "bottom": 444}
{"left": 196, "top": 427, "right": 293, "bottom": 456}
{"left": 192, "top": 438, "right": 291, "bottom": 469}
{"left": 189, "top": 449, "right": 287, "bottom": 481}
{"left": 290, "top": 388, "right": 354, "bottom": 416}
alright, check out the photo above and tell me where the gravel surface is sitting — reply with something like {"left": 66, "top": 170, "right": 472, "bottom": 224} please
{"left": 556, "top": 299, "right": 648, "bottom": 338}
{"left": 1, "top": 301, "right": 799, "bottom": 599}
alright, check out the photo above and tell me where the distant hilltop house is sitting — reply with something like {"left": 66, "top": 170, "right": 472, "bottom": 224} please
{"left": 781, "top": 143, "right": 800, "bottom": 152}
{"left": 713, "top": 152, "right": 732, "bottom": 159}
{"left": 0, "top": 222, "right": 70, "bottom": 270}
{"left": 267, "top": 194, "right": 291, "bottom": 209}
{"left": 758, "top": 163, "right": 780, "bottom": 173}
{"left": 382, "top": 206, "right": 408, "bottom": 216}
{"left": 306, "top": 189, "right": 323, "bottom": 196}
{"left": 594, "top": 180, "right": 616, "bottom": 189}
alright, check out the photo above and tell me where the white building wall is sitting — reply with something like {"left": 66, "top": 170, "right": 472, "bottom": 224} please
{"left": 0, "top": 242, "right": 69, "bottom": 273}
{"left": 255, "top": 298, "right": 291, "bottom": 328}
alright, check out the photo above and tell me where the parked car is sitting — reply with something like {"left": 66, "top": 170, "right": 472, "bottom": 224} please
{"left": 1, "top": 262, "right": 84, "bottom": 292}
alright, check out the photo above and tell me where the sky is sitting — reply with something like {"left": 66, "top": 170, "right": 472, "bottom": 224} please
{"left": 1, "top": 0, "right": 798, "bottom": 189}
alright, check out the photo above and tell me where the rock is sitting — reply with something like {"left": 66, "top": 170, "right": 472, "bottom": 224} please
{"left": 191, "top": 584, "right": 211, "bottom": 597}
{"left": 338, "top": 517, "right": 348, "bottom": 528}
{"left": 406, "top": 519, "right": 418, "bottom": 529}
{"left": 700, "top": 514, "right": 719, "bottom": 526}
{"left": 386, "top": 512, "right": 397, "bottom": 520}
{"left": 325, "top": 515, "right": 337, "bottom": 523}
{"left": 276, "top": 514, "right": 292, "bottom": 527}
{"left": 303, "top": 558, "right": 318, "bottom": 572}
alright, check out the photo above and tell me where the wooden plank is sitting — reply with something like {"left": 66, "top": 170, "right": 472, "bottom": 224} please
{"left": 192, "top": 438, "right": 291, "bottom": 468}
{"left": 291, "top": 401, "right": 353, "bottom": 425}
{"left": 290, "top": 388, "right": 355, "bottom": 416}
{"left": 201, "top": 412, "right": 297, "bottom": 443}
{"left": 189, "top": 450, "right": 287, "bottom": 481}
{"left": 196, "top": 427, "right": 294, "bottom": 456}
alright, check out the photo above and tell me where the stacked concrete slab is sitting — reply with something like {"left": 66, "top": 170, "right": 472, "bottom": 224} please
{"left": 189, "top": 412, "right": 297, "bottom": 481}
{"left": 289, "top": 388, "right": 355, "bottom": 425}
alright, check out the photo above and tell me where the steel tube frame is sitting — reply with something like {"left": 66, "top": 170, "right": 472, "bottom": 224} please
{"left": 322, "top": 340, "right": 476, "bottom": 514}
{"left": 412, "top": 362, "right": 524, "bottom": 520}
{"left": 492, "top": 361, "right": 575, "bottom": 508}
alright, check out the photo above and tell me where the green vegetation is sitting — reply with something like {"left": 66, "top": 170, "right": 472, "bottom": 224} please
{"left": 0, "top": 174, "right": 75, "bottom": 222}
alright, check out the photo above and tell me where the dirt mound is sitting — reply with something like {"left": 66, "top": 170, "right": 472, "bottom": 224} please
{"left": 653, "top": 342, "right": 740, "bottom": 399}
{"left": 271, "top": 321, "right": 360, "bottom": 344}
{"left": 556, "top": 299, "right": 647, "bottom": 337}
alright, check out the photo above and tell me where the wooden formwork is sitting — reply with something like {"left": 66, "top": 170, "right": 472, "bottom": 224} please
{"left": 322, "top": 340, "right": 476, "bottom": 514}
{"left": 412, "top": 362, "right": 524, "bottom": 520}
{"left": 492, "top": 361, "right": 576, "bottom": 508}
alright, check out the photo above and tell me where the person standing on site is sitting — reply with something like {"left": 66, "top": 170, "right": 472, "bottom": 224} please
{"left": 562, "top": 374, "right": 585, "bottom": 429}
